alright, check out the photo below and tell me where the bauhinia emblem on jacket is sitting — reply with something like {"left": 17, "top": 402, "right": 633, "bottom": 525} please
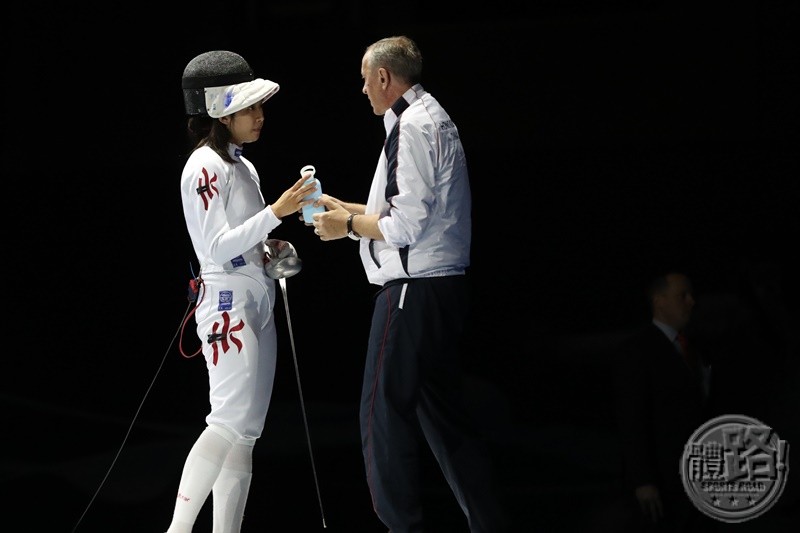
{"left": 206, "top": 311, "right": 245, "bottom": 365}
{"left": 196, "top": 167, "right": 219, "bottom": 210}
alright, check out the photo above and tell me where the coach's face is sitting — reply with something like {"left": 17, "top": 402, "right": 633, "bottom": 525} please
{"left": 361, "top": 53, "right": 390, "bottom": 116}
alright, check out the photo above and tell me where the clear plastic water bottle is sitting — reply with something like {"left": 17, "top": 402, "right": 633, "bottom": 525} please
{"left": 300, "top": 164, "right": 325, "bottom": 223}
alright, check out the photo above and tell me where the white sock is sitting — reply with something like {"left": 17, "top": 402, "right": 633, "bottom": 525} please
{"left": 166, "top": 426, "right": 235, "bottom": 533}
{"left": 212, "top": 442, "right": 254, "bottom": 533}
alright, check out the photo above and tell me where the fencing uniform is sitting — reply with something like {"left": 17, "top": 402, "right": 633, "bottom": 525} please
{"left": 165, "top": 49, "right": 285, "bottom": 533}
{"left": 182, "top": 143, "right": 281, "bottom": 442}
{"left": 167, "top": 142, "right": 282, "bottom": 533}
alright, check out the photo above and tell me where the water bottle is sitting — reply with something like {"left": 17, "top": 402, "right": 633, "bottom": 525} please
{"left": 300, "top": 164, "right": 325, "bottom": 223}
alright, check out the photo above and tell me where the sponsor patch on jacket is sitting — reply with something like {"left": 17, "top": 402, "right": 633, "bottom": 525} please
{"left": 218, "top": 290, "right": 233, "bottom": 311}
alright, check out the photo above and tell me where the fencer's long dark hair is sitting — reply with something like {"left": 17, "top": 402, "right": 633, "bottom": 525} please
{"left": 186, "top": 115, "right": 236, "bottom": 164}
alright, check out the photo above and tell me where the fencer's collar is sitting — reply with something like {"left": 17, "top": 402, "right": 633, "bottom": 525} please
{"left": 205, "top": 78, "right": 280, "bottom": 118}
{"left": 227, "top": 143, "right": 243, "bottom": 160}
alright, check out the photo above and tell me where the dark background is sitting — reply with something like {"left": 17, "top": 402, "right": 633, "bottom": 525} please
{"left": 5, "top": 1, "right": 798, "bottom": 531}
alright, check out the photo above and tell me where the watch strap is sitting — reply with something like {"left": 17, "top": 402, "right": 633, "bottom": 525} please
{"left": 347, "top": 213, "right": 361, "bottom": 240}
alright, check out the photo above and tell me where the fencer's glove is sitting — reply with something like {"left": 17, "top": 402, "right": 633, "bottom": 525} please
{"left": 264, "top": 239, "right": 302, "bottom": 279}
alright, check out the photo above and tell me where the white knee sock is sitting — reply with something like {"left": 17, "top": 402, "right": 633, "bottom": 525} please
{"left": 166, "top": 425, "right": 235, "bottom": 533}
{"left": 212, "top": 442, "right": 254, "bottom": 533}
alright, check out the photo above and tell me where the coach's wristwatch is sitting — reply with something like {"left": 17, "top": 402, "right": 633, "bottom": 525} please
{"left": 347, "top": 213, "right": 361, "bottom": 240}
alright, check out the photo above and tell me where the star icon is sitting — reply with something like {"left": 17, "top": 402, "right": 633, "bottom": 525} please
{"left": 729, "top": 496, "right": 739, "bottom": 507}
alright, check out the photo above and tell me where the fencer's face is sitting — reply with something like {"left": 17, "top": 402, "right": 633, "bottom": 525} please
{"left": 361, "top": 54, "right": 387, "bottom": 116}
{"left": 222, "top": 102, "right": 265, "bottom": 145}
